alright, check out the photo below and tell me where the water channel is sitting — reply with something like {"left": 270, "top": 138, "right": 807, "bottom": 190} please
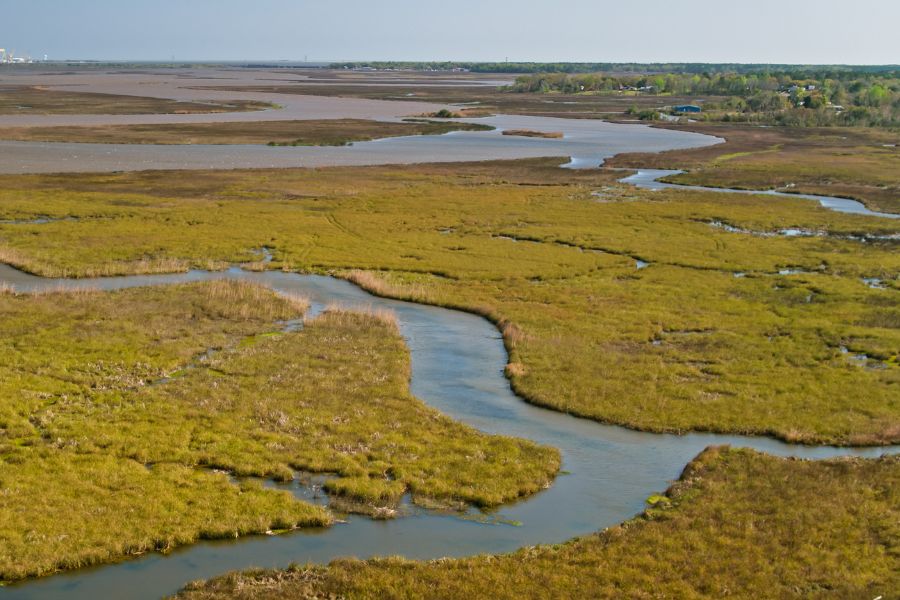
{"left": 1, "top": 263, "right": 895, "bottom": 599}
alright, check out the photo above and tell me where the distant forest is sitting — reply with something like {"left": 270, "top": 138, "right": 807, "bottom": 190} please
{"left": 330, "top": 62, "right": 899, "bottom": 127}
{"left": 330, "top": 61, "right": 899, "bottom": 77}
{"left": 509, "top": 71, "right": 899, "bottom": 127}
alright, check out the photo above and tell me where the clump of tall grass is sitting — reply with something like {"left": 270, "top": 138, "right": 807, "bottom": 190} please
{"left": 32, "top": 285, "right": 100, "bottom": 298}
{"left": 203, "top": 280, "right": 307, "bottom": 320}
{"left": 316, "top": 303, "right": 399, "bottom": 332}
{"left": 277, "top": 291, "right": 311, "bottom": 314}
{"left": 346, "top": 270, "right": 429, "bottom": 304}
{"left": 0, "top": 246, "right": 33, "bottom": 272}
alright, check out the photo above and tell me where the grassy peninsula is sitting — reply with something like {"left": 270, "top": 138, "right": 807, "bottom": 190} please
{"left": 0, "top": 281, "right": 558, "bottom": 582}
{"left": 0, "top": 118, "right": 492, "bottom": 146}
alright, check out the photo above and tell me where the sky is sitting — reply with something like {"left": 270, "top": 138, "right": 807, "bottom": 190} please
{"left": 2, "top": 0, "right": 899, "bottom": 64}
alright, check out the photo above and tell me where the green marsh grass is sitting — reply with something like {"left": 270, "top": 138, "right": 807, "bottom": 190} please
{"left": 0, "top": 159, "right": 896, "bottom": 444}
{"left": 608, "top": 124, "right": 900, "bottom": 214}
{"left": 0, "top": 282, "right": 558, "bottom": 581}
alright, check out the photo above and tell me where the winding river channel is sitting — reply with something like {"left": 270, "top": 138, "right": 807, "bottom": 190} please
{"left": 1, "top": 69, "right": 897, "bottom": 597}
{"left": 1, "top": 262, "right": 896, "bottom": 600}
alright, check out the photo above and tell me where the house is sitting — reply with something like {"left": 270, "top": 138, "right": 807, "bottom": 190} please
{"left": 672, "top": 105, "right": 702, "bottom": 114}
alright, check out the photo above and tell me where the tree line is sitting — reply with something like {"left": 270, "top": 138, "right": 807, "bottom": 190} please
{"left": 330, "top": 62, "right": 898, "bottom": 77}
{"left": 512, "top": 72, "right": 899, "bottom": 127}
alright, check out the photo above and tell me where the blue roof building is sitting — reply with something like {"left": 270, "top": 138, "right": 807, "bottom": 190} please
{"left": 673, "top": 105, "right": 702, "bottom": 113}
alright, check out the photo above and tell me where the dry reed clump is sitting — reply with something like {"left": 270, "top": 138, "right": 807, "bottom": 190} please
{"left": 277, "top": 291, "right": 311, "bottom": 314}
{"left": 345, "top": 270, "right": 429, "bottom": 303}
{"left": 31, "top": 285, "right": 100, "bottom": 298}
{"left": 0, "top": 282, "right": 14, "bottom": 295}
{"left": 505, "top": 362, "right": 527, "bottom": 377}
{"left": 203, "top": 280, "right": 307, "bottom": 320}
{"left": 0, "top": 248, "right": 195, "bottom": 278}
{"left": 117, "top": 257, "right": 192, "bottom": 276}
{"left": 315, "top": 303, "right": 399, "bottom": 332}
{"left": 241, "top": 261, "right": 269, "bottom": 272}
{"left": 0, "top": 246, "right": 36, "bottom": 272}
{"left": 498, "top": 319, "right": 529, "bottom": 348}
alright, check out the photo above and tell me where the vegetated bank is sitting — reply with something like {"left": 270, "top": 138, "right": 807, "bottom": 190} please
{"left": 510, "top": 68, "right": 900, "bottom": 128}
{"left": 606, "top": 123, "right": 900, "bottom": 214}
{"left": 175, "top": 447, "right": 900, "bottom": 599}
{"left": 0, "top": 158, "right": 896, "bottom": 445}
{"left": 0, "top": 86, "right": 274, "bottom": 115}
{"left": 0, "top": 118, "right": 493, "bottom": 146}
{"left": 501, "top": 129, "right": 563, "bottom": 139}
{"left": 0, "top": 281, "right": 558, "bottom": 582}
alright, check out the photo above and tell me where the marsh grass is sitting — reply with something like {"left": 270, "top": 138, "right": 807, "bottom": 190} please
{"left": 174, "top": 448, "right": 900, "bottom": 600}
{"left": 0, "top": 86, "right": 274, "bottom": 116}
{"left": 501, "top": 129, "right": 564, "bottom": 139}
{"left": 203, "top": 280, "right": 309, "bottom": 319}
{"left": 0, "top": 119, "right": 492, "bottom": 146}
{"left": 0, "top": 160, "right": 896, "bottom": 444}
{"left": 0, "top": 284, "right": 558, "bottom": 582}
{"left": 607, "top": 123, "right": 900, "bottom": 214}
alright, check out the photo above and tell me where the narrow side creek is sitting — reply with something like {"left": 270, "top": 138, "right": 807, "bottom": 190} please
{"left": 620, "top": 169, "right": 900, "bottom": 220}
{"left": 2, "top": 262, "right": 896, "bottom": 600}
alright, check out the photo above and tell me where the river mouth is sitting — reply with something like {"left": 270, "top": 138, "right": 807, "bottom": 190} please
{"left": 2, "top": 262, "right": 895, "bottom": 600}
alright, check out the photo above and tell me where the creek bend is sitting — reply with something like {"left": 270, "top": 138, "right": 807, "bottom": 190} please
{"left": 1, "top": 263, "right": 895, "bottom": 600}
{"left": 621, "top": 169, "right": 900, "bottom": 220}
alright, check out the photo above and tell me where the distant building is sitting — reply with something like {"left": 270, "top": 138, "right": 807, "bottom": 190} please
{"left": 672, "top": 105, "right": 702, "bottom": 114}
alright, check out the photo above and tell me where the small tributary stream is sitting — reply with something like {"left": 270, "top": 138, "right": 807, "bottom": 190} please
{"left": 621, "top": 169, "right": 900, "bottom": 220}
{"left": 1, "top": 263, "right": 896, "bottom": 600}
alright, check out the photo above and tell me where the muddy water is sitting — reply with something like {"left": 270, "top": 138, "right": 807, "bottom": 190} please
{"left": 1, "top": 263, "right": 895, "bottom": 600}
{"left": 0, "top": 68, "right": 456, "bottom": 127}
{"left": 0, "top": 116, "right": 720, "bottom": 175}
{"left": 622, "top": 169, "right": 900, "bottom": 220}
{"left": 0, "top": 68, "right": 720, "bottom": 174}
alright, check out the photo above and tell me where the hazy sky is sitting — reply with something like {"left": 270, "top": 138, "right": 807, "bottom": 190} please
{"left": 3, "top": 0, "right": 899, "bottom": 64}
